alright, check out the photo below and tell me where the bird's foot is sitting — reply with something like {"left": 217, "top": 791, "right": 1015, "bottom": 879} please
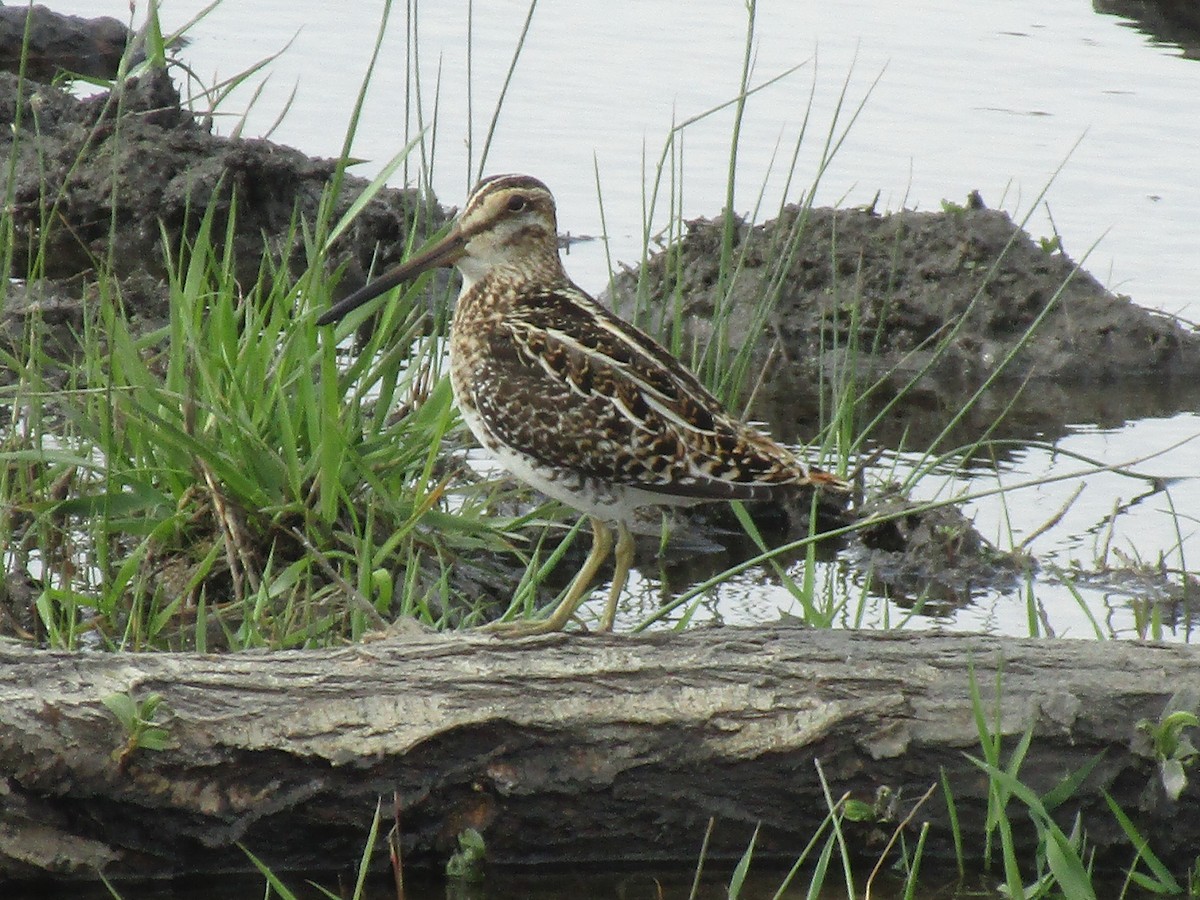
{"left": 477, "top": 619, "right": 604, "bottom": 638}
{"left": 478, "top": 617, "right": 577, "bottom": 639}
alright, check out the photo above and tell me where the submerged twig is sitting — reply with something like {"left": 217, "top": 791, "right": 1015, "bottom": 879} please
{"left": 1019, "top": 481, "right": 1085, "bottom": 552}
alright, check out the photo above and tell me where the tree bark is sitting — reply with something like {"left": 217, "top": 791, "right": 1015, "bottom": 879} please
{"left": 1, "top": 627, "right": 1197, "bottom": 884}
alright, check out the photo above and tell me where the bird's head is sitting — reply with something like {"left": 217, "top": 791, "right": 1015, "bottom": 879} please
{"left": 316, "top": 174, "right": 561, "bottom": 326}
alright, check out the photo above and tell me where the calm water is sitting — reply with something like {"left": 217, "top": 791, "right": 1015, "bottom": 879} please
{"left": 59, "top": 0, "right": 1200, "bottom": 639}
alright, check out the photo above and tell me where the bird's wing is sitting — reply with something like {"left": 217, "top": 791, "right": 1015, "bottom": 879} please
{"left": 467, "top": 283, "right": 827, "bottom": 501}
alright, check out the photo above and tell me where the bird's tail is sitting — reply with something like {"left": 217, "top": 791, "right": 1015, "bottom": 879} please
{"left": 803, "top": 466, "right": 851, "bottom": 492}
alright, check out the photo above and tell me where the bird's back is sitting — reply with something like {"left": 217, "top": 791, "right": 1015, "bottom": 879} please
{"left": 449, "top": 272, "right": 843, "bottom": 512}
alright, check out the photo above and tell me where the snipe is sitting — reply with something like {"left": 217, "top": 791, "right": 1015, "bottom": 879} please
{"left": 317, "top": 174, "right": 847, "bottom": 635}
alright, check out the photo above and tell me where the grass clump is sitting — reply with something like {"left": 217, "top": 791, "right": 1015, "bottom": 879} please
{"left": 0, "top": 1, "right": 548, "bottom": 649}
{"left": 4, "top": 188, "right": 532, "bottom": 650}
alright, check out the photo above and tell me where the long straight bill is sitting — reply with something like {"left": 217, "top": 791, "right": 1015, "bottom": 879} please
{"left": 315, "top": 225, "right": 466, "bottom": 325}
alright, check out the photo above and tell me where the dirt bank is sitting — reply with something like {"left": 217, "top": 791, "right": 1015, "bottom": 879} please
{"left": 1096, "top": 0, "right": 1200, "bottom": 58}
{"left": 0, "top": 68, "right": 446, "bottom": 357}
{"left": 607, "top": 198, "right": 1200, "bottom": 447}
{"left": 0, "top": 4, "right": 135, "bottom": 81}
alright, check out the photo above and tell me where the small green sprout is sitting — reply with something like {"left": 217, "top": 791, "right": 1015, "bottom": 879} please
{"left": 843, "top": 785, "right": 898, "bottom": 823}
{"left": 445, "top": 827, "right": 487, "bottom": 882}
{"left": 1136, "top": 688, "right": 1199, "bottom": 802}
{"left": 1038, "top": 235, "right": 1062, "bottom": 254}
{"left": 103, "top": 691, "right": 172, "bottom": 772}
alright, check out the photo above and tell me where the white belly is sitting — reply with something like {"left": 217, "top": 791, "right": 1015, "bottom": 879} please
{"left": 450, "top": 366, "right": 686, "bottom": 532}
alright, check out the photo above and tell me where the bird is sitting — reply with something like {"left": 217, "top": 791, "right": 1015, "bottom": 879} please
{"left": 316, "top": 173, "right": 848, "bottom": 636}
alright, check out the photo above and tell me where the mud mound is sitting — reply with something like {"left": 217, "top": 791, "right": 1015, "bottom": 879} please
{"left": 610, "top": 198, "right": 1200, "bottom": 387}
{"left": 0, "top": 5, "right": 135, "bottom": 81}
{"left": 854, "top": 490, "right": 1031, "bottom": 614}
{"left": 1096, "top": 0, "right": 1200, "bottom": 58}
{"left": 0, "top": 68, "right": 446, "bottom": 348}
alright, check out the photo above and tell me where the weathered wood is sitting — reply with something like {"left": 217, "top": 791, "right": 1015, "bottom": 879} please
{"left": 1, "top": 628, "right": 1197, "bottom": 883}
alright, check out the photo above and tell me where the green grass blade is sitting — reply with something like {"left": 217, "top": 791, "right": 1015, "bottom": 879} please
{"left": 1103, "top": 791, "right": 1183, "bottom": 894}
{"left": 727, "top": 824, "right": 759, "bottom": 899}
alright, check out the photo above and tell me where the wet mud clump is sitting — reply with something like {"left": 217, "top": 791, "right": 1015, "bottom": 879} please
{"left": 0, "top": 68, "right": 446, "bottom": 356}
{"left": 608, "top": 197, "right": 1200, "bottom": 446}
{"left": 0, "top": 5, "right": 136, "bottom": 81}
{"left": 1096, "top": 0, "right": 1200, "bottom": 58}
{"left": 854, "top": 490, "right": 1031, "bottom": 615}
{"left": 613, "top": 197, "right": 1200, "bottom": 384}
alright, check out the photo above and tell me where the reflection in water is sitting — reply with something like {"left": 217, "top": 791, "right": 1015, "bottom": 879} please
{"left": 758, "top": 375, "right": 1200, "bottom": 457}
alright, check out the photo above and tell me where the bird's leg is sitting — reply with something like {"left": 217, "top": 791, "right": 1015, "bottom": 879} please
{"left": 598, "top": 522, "right": 635, "bottom": 632}
{"left": 483, "top": 516, "right": 613, "bottom": 637}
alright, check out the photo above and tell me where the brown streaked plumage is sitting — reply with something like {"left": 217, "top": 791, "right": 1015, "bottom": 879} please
{"left": 317, "top": 173, "right": 847, "bottom": 635}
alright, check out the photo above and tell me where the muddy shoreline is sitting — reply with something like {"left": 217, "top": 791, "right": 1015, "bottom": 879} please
{"left": 1, "top": 66, "right": 1194, "bottom": 612}
{"left": 607, "top": 197, "right": 1200, "bottom": 450}
{"left": 4, "top": 68, "right": 1198, "bottom": 439}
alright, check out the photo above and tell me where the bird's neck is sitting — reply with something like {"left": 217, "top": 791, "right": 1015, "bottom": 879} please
{"left": 456, "top": 254, "right": 567, "bottom": 299}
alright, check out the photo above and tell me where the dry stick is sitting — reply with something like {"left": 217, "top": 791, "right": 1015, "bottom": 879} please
{"left": 1097, "top": 497, "right": 1121, "bottom": 570}
{"left": 740, "top": 340, "right": 779, "bottom": 419}
{"left": 862, "top": 781, "right": 939, "bottom": 900}
{"left": 288, "top": 527, "right": 387, "bottom": 632}
{"left": 1018, "top": 481, "right": 1085, "bottom": 552}
{"left": 43, "top": 464, "right": 77, "bottom": 615}
{"left": 1036, "top": 589, "right": 1055, "bottom": 638}
{"left": 389, "top": 789, "right": 405, "bottom": 900}
{"left": 198, "top": 458, "right": 259, "bottom": 600}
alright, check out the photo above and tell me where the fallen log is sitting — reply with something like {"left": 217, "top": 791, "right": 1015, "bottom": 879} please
{"left": 1, "top": 627, "right": 1197, "bottom": 884}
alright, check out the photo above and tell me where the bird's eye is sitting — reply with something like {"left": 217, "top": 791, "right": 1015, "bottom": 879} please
{"left": 506, "top": 195, "right": 527, "bottom": 212}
